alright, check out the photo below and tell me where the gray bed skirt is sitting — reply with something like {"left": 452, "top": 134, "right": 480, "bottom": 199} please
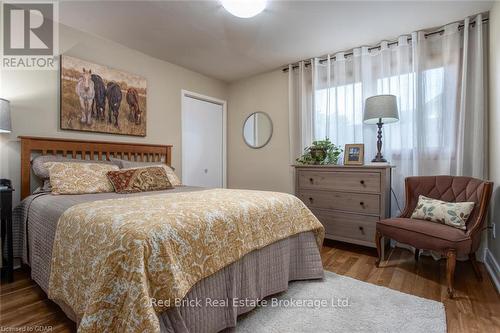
{"left": 158, "top": 231, "right": 323, "bottom": 333}
{"left": 14, "top": 190, "right": 324, "bottom": 333}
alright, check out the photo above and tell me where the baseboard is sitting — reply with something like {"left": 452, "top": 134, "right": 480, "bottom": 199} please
{"left": 477, "top": 245, "right": 487, "bottom": 263}
{"left": 484, "top": 248, "right": 500, "bottom": 293}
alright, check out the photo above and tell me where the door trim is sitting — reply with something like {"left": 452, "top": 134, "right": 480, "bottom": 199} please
{"left": 181, "top": 90, "right": 227, "bottom": 188}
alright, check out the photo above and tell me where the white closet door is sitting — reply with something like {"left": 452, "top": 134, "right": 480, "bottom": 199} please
{"left": 182, "top": 96, "right": 223, "bottom": 188}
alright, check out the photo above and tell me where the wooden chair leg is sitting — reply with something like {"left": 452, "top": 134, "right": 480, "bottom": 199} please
{"left": 446, "top": 249, "right": 457, "bottom": 298}
{"left": 469, "top": 253, "right": 483, "bottom": 281}
{"left": 375, "top": 230, "right": 382, "bottom": 267}
{"left": 414, "top": 248, "right": 420, "bottom": 262}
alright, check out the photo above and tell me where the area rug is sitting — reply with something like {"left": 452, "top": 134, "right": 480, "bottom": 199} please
{"left": 232, "top": 271, "right": 446, "bottom": 333}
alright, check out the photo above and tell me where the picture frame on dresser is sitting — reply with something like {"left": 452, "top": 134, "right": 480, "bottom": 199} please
{"left": 294, "top": 164, "right": 393, "bottom": 259}
{"left": 344, "top": 144, "right": 365, "bottom": 165}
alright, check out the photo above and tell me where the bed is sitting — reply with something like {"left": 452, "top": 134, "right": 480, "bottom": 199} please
{"left": 13, "top": 136, "right": 325, "bottom": 333}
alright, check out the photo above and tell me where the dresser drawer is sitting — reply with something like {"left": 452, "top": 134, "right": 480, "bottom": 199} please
{"left": 297, "top": 170, "right": 380, "bottom": 193}
{"left": 312, "top": 210, "right": 377, "bottom": 244}
{"left": 297, "top": 190, "right": 380, "bottom": 215}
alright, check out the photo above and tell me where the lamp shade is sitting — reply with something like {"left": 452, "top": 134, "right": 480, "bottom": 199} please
{"left": 0, "top": 98, "right": 11, "bottom": 133}
{"left": 363, "top": 95, "right": 399, "bottom": 125}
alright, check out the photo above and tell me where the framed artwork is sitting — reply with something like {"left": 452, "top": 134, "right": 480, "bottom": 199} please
{"left": 60, "top": 55, "right": 147, "bottom": 136}
{"left": 344, "top": 144, "right": 365, "bottom": 165}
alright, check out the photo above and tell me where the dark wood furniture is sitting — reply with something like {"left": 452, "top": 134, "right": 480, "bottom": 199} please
{"left": 19, "top": 136, "right": 172, "bottom": 200}
{"left": 375, "top": 176, "right": 493, "bottom": 298}
{"left": 294, "top": 164, "right": 392, "bottom": 255}
{"left": 1, "top": 187, "right": 14, "bottom": 282}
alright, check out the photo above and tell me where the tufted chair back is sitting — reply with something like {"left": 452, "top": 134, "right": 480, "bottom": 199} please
{"left": 400, "top": 176, "right": 493, "bottom": 250}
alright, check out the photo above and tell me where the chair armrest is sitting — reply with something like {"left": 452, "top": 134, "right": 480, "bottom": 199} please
{"left": 465, "top": 182, "right": 493, "bottom": 237}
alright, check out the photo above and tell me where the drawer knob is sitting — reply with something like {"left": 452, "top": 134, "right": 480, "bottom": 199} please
{"left": 359, "top": 201, "right": 364, "bottom": 206}
{"left": 308, "top": 197, "right": 314, "bottom": 203}
{"left": 309, "top": 178, "right": 314, "bottom": 184}
{"left": 360, "top": 180, "right": 365, "bottom": 185}
{"left": 359, "top": 226, "right": 365, "bottom": 235}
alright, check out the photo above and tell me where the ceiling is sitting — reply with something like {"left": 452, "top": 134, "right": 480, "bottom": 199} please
{"left": 59, "top": 1, "right": 494, "bottom": 82}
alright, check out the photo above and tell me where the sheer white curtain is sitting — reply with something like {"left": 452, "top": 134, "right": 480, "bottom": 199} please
{"left": 289, "top": 14, "right": 488, "bottom": 215}
{"left": 288, "top": 61, "right": 314, "bottom": 163}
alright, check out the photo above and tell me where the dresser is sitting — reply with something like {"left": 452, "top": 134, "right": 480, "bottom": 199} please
{"left": 294, "top": 164, "right": 392, "bottom": 249}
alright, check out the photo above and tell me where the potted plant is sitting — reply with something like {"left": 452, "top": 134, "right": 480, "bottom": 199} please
{"left": 296, "top": 138, "right": 343, "bottom": 165}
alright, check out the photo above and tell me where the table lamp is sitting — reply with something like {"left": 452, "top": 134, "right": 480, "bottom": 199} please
{"left": 0, "top": 98, "right": 12, "bottom": 133}
{"left": 363, "top": 95, "right": 399, "bottom": 163}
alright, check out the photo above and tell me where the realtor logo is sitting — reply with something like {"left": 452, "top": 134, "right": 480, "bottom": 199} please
{"left": 1, "top": 1, "right": 58, "bottom": 70}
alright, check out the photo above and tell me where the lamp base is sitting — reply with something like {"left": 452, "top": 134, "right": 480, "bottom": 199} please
{"left": 372, "top": 120, "right": 387, "bottom": 163}
{"left": 371, "top": 156, "right": 387, "bottom": 163}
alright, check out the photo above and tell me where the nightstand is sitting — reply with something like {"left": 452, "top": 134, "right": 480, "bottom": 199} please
{"left": 1, "top": 187, "right": 14, "bottom": 282}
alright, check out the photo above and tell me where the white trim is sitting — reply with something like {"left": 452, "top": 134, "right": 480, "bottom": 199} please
{"left": 477, "top": 245, "right": 487, "bottom": 263}
{"left": 484, "top": 248, "right": 500, "bottom": 293}
{"left": 181, "top": 90, "right": 227, "bottom": 188}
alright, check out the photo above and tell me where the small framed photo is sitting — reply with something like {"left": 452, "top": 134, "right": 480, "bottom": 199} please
{"left": 344, "top": 144, "right": 365, "bottom": 165}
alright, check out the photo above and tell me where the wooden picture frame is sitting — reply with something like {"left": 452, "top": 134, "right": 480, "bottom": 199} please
{"left": 344, "top": 144, "right": 365, "bottom": 165}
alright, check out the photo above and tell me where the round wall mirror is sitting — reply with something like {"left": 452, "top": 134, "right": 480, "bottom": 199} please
{"left": 243, "top": 112, "right": 273, "bottom": 149}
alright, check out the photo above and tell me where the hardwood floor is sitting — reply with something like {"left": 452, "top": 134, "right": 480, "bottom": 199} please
{"left": 321, "top": 240, "right": 500, "bottom": 333}
{"left": 1, "top": 241, "right": 499, "bottom": 332}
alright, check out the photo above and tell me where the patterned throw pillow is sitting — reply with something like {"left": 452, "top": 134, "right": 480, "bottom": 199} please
{"left": 410, "top": 195, "right": 475, "bottom": 230}
{"left": 106, "top": 167, "right": 173, "bottom": 194}
{"left": 110, "top": 158, "right": 182, "bottom": 186}
{"left": 45, "top": 162, "right": 119, "bottom": 194}
{"left": 32, "top": 155, "right": 119, "bottom": 180}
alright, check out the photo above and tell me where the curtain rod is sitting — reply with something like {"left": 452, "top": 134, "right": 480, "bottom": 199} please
{"left": 282, "top": 17, "right": 489, "bottom": 73}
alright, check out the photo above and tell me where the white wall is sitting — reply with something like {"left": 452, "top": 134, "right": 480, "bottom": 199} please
{"left": 487, "top": 1, "right": 500, "bottom": 270}
{"left": 227, "top": 70, "right": 292, "bottom": 193}
{"left": 0, "top": 23, "right": 227, "bottom": 205}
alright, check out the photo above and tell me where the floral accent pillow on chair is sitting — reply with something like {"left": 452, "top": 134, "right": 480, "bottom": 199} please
{"left": 410, "top": 195, "right": 475, "bottom": 230}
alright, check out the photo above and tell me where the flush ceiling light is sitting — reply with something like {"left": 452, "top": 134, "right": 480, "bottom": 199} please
{"left": 221, "top": 0, "right": 266, "bottom": 18}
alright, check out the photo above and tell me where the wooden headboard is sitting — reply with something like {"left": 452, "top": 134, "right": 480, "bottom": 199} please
{"left": 19, "top": 136, "right": 172, "bottom": 200}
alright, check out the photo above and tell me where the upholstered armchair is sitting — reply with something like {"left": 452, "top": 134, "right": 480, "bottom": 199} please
{"left": 375, "top": 176, "right": 493, "bottom": 298}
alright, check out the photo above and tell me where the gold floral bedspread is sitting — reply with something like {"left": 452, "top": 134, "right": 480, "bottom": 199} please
{"left": 48, "top": 189, "right": 324, "bottom": 333}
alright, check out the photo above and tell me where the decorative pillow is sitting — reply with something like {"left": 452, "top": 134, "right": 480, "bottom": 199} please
{"left": 410, "top": 195, "right": 475, "bottom": 230}
{"left": 32, "top": 155, "right": 119, "bottom": 180}
{"left": 110, "top": 158, "right": 182, "bottom": 186}
{"left": 44, "top": 162, "right": 119, "bottom": 194}
{"left": 106, "top": 167, "right": 173, "bottom": 194}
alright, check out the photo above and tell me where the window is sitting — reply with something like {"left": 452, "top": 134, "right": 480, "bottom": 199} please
{"left": 313, "top": 67, "right": 447, "bottom": 154}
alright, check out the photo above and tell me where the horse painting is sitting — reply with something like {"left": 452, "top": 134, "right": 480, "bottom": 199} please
{"left": 126, "top": 88, "right": 142, "bottom": 125}
{"left": 61, "top": 55, "right": 147, "bottom": 136}
{"left": 75, "top": 68, "right": 95, "bottom": 125}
